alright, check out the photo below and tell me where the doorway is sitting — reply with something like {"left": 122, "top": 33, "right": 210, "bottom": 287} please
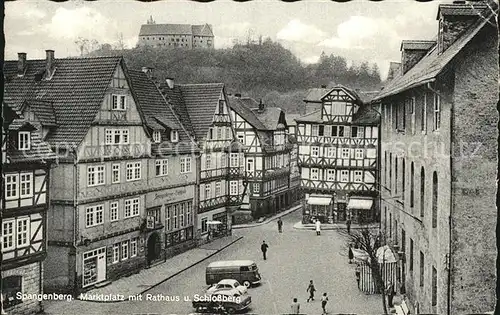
{"left": 147, "top": 232, "right": 161, "bottom": 266}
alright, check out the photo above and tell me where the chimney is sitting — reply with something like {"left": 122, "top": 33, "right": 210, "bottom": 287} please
{"left": 45, "top": 50, "right": 55, "bottom": 79}
{"left": 400, "top": 40, "right": 435, "bottom": 74}
{"left": 166, "top": 78, "right": 174, "bottom": 89}
{"left": 17, "top": 53, "right": 27, "bottom": 76}
{"left": 141, "top": 67, "right": 154, "bottom": 80}
{"left": 235, "top": 93, "right": 242, "bottom": 98}
{"left": 258, "top": 99, "right": 265, "bottom": 111}
{"left": 437, "top": 1, "right": 485, "bottom": 54}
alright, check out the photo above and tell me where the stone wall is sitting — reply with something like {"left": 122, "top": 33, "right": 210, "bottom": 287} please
{"left": 3, "top": 262, "right": 42, "bottom": 315}
{"left": 450, "top": 22, "right": 498, "bottom": 314}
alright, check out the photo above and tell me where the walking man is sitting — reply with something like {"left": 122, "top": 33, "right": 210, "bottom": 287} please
{"left": 306, "top": 280, "right": 316, "bottom": 302}
{"left": 355, "top": 264, "right": 361, "bottom": 288}
{"left": 346, "top": 217, "right": 351, "bottom": 234}
{"left": 277, "top": 218, "right": 283, "bottom": 233}
{"left": 386, "top": 280, "right": 395, "bottom": 307}
{"left": 321, "top": 293, "right": 329, "bottom": 314}
{"left": 290, "top": 297, "right": 300, "bottom": 314}
{"left": 261, "top": 240, "right": 269, "bottom": 260}
{"left": 348, "top": 244, "right": 354, "bottom": 264}
{"left": 315, "top": 219, "right": 321, "bottom": 236}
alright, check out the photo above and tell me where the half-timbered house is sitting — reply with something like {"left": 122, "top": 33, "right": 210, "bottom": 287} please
{"left": 3, "top": 51, "right": 163, "bottom": 293}
{"left": 296, "top": 85, "right": 380, "bottom": 224}
{"left": 286, "top": 114, "right": 303, "bottom": 205}
{"left": 127, "top": 69, "right": 199, "bottom": 262}
{"left": 228, "top": 96, "right": 295, "bottom": 221}
{"left": 1, "top": 103, "right": 56, "bottom": 315}
{"left": 374, "top": 2, "right": 497, "bottom": 313}
{"left": 162, "top": 82, "right": 245, "bottom": 240}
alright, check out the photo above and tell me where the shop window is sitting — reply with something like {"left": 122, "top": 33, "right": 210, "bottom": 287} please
{"left": 1, "top": 275, "right": 22, "bottom": 308}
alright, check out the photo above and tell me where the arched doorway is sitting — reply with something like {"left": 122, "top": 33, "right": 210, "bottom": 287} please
{"left": 147, "top": 232, "right": 161, "bottom": 266}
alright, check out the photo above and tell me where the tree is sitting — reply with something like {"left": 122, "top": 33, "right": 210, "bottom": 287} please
{"left": 75, "top": 37, "right": 89, "bottom": 56}
{"left": 114, "top": 33, "right": 127, "bottom": 50}
{"left": 338, "top": 226, "right": 390, "bottom": 314}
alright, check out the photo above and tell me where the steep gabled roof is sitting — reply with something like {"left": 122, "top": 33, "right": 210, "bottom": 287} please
{"left": 161, "top": 84, "right": 195, "bottom": 136}
{"left": 437, "top": 3, "right": 489, "bottom": 18}
{"left": 192, "top": 24, "right": 214, "bottom": 37}
{"left": 400, "top": 40, "right": 436, "bottom": 51}
{"left": 4, "top": 56, "right": 123, "bottom": 145}
{"left": 320, "top": 85, "right": 363, "bottom": 103}
{"left": 139, "top": 24, "right": 193, "bottom": 36}
{"left": 227, "top": 96, "right": 267, "bottom": 130}
{"left": 352, "top": 105, "right": 380, "bottom": 125}
{"left": 176, "top": 83, "right": 225, "bottom": 140}
{"left": 304, "top": 88, "right": 330, "bottom": 103}
{"left": 251, "top": 107, "right": 285, "bottom": 131}
{"left": 375, "top": 12, "right": 493, "bottom": 101}
{"left": 294, "top": 109, "right": 322, "bottom": 123}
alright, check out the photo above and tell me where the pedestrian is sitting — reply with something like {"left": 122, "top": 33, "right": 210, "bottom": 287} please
{"left": 321, "top": 293, "right": 329, "bottom": 314}
{"left": 315, "top": 219, "right": 321, "bottom": 236}
{"left": 346, "top": 217, "right": 351, "bottom": 234}
{"left": 306, "top": 280, "right": 316, "bottom": 302}
{"left": 290, "top": 297, "right": 300, "bottom": 314}
{"left": 386, "top": 280, "right": 395, "bottom": 307}
{"left": 355, "top": 264, "right": 361, "bottom": 288}
{"left": 277, "top": 218, "right": 283, "bottom": 233}
{"left": 348, "top": 244, "right": 354, "bottom": 264}
{"left": 260, "top": 240, "right": 269, "bottom": 260}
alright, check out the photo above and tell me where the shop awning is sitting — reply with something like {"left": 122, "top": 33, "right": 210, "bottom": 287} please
{"left": 347, "top": 198, "right": 373, "bottom": 210}
{"left": 307, "top": 195, "right": 332, "bottom": 206}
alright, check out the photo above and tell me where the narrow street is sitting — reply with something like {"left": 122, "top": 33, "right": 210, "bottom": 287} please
{"left": 44, "top": 210, "right": 383, "bottom": 314}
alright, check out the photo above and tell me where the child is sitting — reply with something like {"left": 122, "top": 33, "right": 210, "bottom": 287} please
{"left": 321, "top": 292, "right": 329, "bottom": 314}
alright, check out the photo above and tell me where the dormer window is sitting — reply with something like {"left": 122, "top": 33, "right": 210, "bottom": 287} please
{"left": 152, "top": 131, "right": 161, "bottom": 143}
{"left": 112, "top": 95, "right": 126, "bottom": 110}
{"left": 218, "top": 100, "right": 225, "bottom": 114}
{"left": 171, "top": 130, "right": 179, "bottom": 143}
{"left": 18, "top": 131, "right": 30, "bottom": 150}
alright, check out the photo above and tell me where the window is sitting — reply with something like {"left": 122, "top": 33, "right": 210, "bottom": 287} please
{"left": 85, "top": 205, "right": 104, "bottom": 227}
{"left": 351, "top": 126, "right": 358, "bottom": 138}
{"left": 432, "top": 266, "right": 437, "bottom": 306}
{"left": 121, "top": 241, "right": 129, "bottom": 260}
{"left": 230, "top": 153, "right": 238, "bottom": 167}
{"left": 432, "top": 171, "right": 438, "bottom": 228}
{"left": 325, "top": 147, "right": 336, "bottom": 158}
{"left": 237, "top": 134, "right": 244, "bottom": 143}
{"left": 215, "top": 181, "right": 221, "bottom": 197}
{"left": 420, "top": 167, "right": 425, "bottom": 218}
{"left": 152, "top": 131, "right": 161, "bottom": 143}
{"left": 338, "top": 126, "right": 345, "bottom": 137}
{"left": 5, "top": 174, "right": 18, "bottom": 200}
{"left": 187, "top": 202, "right": 193, "bottom": 225}
{"left": 124, "top": 198, "right": 140, "bottom": 218}
{"left": 112, "top": 244, "right": 120, "bottom": 263}
{"left": 180, "top": 203, "right": 186, "bottom": 227}
{"left": 253, "top": 183, "right": 260, "bottom": 193}
{"left": 395, "top": 158, "right": 398, "bottom": 194}
{"left": 171, "top": 130, "right": 179, "bottom": 142}
{"left": 355, "top": 149, "right": 364, "bottom": 160}
{"left": 205, "top": 185, "right": 212, "bottom": 199}
{"left": 311, "top": 125, "right": 319, "bottom": 136}
{"left": 166, "top": 206, "right": 172, "bottom": 231}
{"left": 331, "top": 126, "right": 338, "bottom": 137}
{"left": 208, "top": 128, "right": 214, "bottom": 140}
{"left": 173, "top": 205, "right": 179, "bottom": 229}
{"left": 318, "top": 125, "right": 324, "bottom": 136}
{"left": 131, "top": 238, "right": 138, "bottom": 257}
{"left": 88, "top": 165, "right": 105, "bottom": 187}
{"left": 180, "top": 157, "right": 192, "bottom": 173}
{"left": 422, "top": 92, "right": 428, "bottom": 131}
{"left": 327, "top": 169, "right": 335, "bottom": 181}
{"left": 420, "top": 251, "right": 424, "bottom": 287}
{"left": 311, "top": 146, "right": 319, "bottom": 157}
{"left": 1, "top": 276, "right": 23, "bottom": 309}
{"left": 110, "top": 202, "right": 119, "bottom": 221}
{"left": 409, "top": 239, "right": 414, "bottom": 272}
{"left": 201, "top": 217, "right": 208, "bottom": 233}
{"left": 2, "top": 220, "right": 15, "bottom": 251}
{"left": 410, "top": 162, "right": 415, "bottom": 208}
{"left": 155, "top": 159, "right": 168, "bottom": 176}
{"left": 341, "top": 148, "right": 350, "bottom": 159}
{"left": 216, "top": 127, "right": 222, "bottom": 140}
{"left": 389, "top": 153, "right": 392, "bottom": 189}
{"left": 219, "top": 100, "right": 225, "bottom": 113}
{"left": 402, "top": 158, "right": 406, "bottom": 202}
{"left": 112, "top": 164, "right": 120, "bottom": 183}
{"left": 340, "top": 170, "right": 349, "bottom": 182}
{"left": 357, "top": 126, "right": 364, "bottom": 138}
{"left": 354, "top": 171, "right": 362, "bottom": 183}
{"left": 311, "top": 168, "right": 319, "bottom": 180}
{"left": 8, "top": 218, "right": 29, "bottom": 249}
{"left": 105, "top": 129, "right": 129, "bottom": 145}
{"left": 126, "top": 162, "right": 141, "bottom": 181}
{"left": 230, "top": 181, "right": 238, "bottom": 195}
{"left": 433, "top": 93, "right": 440, "bottom": 131}
{"left": 18, "top": 131, "right": 30, "bottom": 150}
{"left": 205, "top": 155, "right": 212, "bottom": 169}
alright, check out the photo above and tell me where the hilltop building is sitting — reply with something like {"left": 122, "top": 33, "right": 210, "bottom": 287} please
{"left": 374, "top": 1, "right": 498, "bottom": 313}
{"left": 138, "top": 16, "right": 214, "bottom": 49}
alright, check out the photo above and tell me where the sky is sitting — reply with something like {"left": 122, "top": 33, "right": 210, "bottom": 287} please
{"left": 5, "top": 0, "right": 448, "bottom": 79}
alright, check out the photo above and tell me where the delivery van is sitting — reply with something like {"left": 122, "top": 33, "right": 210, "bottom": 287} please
{"left": 206, "top": 260, "right": 261, "bottom": 287}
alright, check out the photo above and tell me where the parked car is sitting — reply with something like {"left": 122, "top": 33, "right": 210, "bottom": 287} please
{"left": 192, "top": 290, "right": 252, "bottom": 314}
{"left": 206, "top": 260, "right": 261, "bottom": 288}
{"left": 207, "top": 279, "right": 248, "bottom": 295}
